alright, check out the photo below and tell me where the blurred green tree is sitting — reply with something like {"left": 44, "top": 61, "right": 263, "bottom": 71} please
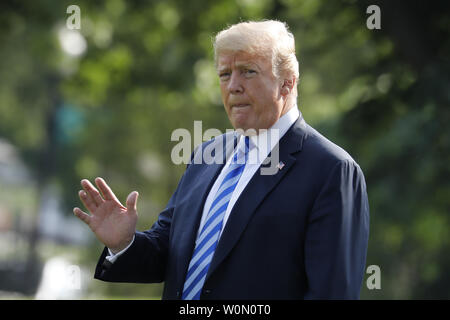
{"left": 0, "top": 0, "right": 448, "bottom": 299}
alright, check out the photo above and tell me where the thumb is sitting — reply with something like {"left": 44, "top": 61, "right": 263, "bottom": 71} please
{"left": 126, "top": 191, "right": 139, "bottom": 214}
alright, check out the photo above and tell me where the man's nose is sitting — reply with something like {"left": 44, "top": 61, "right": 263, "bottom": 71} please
{"left": 228, "top": 72, "right": 244, "bottom": 94}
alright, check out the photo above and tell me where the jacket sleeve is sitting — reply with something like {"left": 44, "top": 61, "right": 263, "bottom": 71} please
{"left": 94, "top": 173, "right": 184, "bottom": 284}
{"left": 304, "top": 159, "right": 370, "bottom": 299}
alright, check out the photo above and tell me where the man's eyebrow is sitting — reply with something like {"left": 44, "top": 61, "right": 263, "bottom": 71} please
{"left": 217, "top": 61, "right": 261, "bottom": 73}
{"left": 217, "top": 66, "right": 230, "bottom": 73}
{"left": 235, "top": 61, "right": 260, "bottom": 69}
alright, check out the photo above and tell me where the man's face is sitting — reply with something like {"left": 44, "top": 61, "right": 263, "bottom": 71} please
{"left": 217, "top": 50, "right": 285, "bottom": 132}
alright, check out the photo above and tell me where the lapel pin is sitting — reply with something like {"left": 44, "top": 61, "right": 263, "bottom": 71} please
{"left": 277, "top": 161, "right": 285, "bottom": 171}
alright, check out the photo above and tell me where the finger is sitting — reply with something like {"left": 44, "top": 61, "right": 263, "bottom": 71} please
{"left": 126, "top": 191, "right": 139, "bottom": 214}
{"left": 78, "top": 190, "right": 98, "bottom": 213}
{"left": 73, "top": 207, "right": 92, "bottom": 226}
{"left": 81, "top": 179, "right": 104, "bottom": 206}
{"left": 95, "top": 177, "right": 123, "bottom": 205}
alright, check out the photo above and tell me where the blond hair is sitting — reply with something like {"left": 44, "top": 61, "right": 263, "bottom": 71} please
{"left": 213, "top": 20, "right": 299, "bottom": 81}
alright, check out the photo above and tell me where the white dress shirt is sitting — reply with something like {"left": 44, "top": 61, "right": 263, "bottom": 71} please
{"left": 106, "top": 106, "right": 300, "bottom": 263}
{"left": 197, "top": 106, "right": 299, "bottom": 238}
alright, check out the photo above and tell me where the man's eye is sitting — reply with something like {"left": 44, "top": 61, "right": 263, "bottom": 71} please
{"left": 219, "top": 73, "right": 230, "bottom": 80}
{"left": 245, "top": 69, "right": 256, "bottom": 75}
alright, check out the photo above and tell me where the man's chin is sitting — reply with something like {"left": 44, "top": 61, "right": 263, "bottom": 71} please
{"left": 231, "top": 123, "right": 259, "bottom": 135}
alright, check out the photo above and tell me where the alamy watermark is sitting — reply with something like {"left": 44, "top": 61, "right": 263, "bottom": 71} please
{"left": 366, "top": 264, "right": 381, "bottom": 290}
{"left": 66, "top": 5, "right": 81, "bottom": 30}
{"left": 170, "top": 122, "right": 283, "bottom": 176}
{"left": 66, "top": 4, "right": 381, "bottom": 32}
{"left": 65, "top": 264, "right": 81, "bottom": 290}
{"left": 366, "top": 5, "right": 381, "bottom": 30}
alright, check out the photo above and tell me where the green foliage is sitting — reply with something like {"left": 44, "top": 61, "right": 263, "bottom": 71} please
{"left": 0, "top": 0, "right": 448, "bottom": 299}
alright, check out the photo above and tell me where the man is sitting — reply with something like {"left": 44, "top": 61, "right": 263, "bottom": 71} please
{"left": 74, "top": 20, "right": 370, "bottom": 299}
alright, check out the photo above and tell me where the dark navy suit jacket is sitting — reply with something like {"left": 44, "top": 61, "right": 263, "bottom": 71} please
{"left": 94, "top": 116, "right": 370, "bottom": 299}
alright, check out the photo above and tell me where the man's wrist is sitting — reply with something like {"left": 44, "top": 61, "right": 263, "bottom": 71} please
{"left": 108, "top": 234, "right": 135, "bottom": 256}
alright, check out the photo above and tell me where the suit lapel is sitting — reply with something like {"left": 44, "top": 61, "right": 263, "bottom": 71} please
{"left": 206, "top": 117, "right": 307, "bottom": 280}
{"left": 174, "top": 161, "right": 222, "bottom": 289}
{"left": 174, "top": 133, "right": 238, "bottom": 291}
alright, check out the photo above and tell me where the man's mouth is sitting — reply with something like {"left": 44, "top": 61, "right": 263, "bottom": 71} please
{"left": 231, "top": 104, "right": 250, "bottom": 108}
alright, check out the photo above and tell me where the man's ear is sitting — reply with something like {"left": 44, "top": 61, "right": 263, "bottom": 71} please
{"left": 281, "top": 77, "right": 296, "bottom": 96}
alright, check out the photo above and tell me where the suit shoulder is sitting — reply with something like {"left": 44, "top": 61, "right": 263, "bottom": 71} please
{"left": 302, "top": 124, "right": 358, "bottom": 167}
{"left": 298, "top": 124, "right": 367, "bottom": 193}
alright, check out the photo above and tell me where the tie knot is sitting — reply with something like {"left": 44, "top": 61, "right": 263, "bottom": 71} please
{"left": 232, "top": 136, "right": 250, "bottom": 164}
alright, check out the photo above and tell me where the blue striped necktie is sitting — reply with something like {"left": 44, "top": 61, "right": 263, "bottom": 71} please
{"left": 181, "top": 136, "right": 250, "bottom": 300}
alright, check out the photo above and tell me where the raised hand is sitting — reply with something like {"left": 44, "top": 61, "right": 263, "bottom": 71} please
{"left": 73, "top": 177, "right": 138, "bottom": 253}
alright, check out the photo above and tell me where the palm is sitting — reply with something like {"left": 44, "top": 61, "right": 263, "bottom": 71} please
{"left": 73, "top": 177, "right": 139, "bottom": 253}
{"left": 89, "top": 200, "right": 137, "bottom": 250}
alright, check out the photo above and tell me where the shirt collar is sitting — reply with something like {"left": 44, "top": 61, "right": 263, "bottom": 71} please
{"left": 233, "top": 105, "right": 300, "bottom": 164}
{"left": 237, "top": 105, "right": 299, "bottom": 150}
